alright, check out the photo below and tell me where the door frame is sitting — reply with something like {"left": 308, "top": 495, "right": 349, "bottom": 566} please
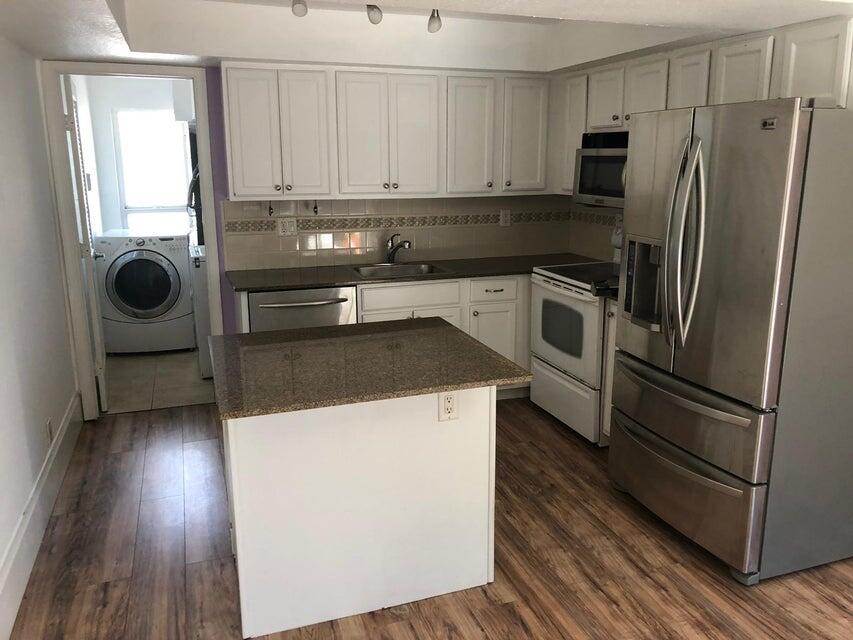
{"left": 40, "top": 61, "right": 223, "bottom": 420}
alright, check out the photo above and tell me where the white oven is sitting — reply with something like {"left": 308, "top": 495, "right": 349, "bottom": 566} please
{"left": 530, "top": 272, "right": 605, "bottom": 443}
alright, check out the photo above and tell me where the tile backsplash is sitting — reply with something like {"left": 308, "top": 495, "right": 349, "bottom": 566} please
{"left": 221, "top": 196, "right": 620, "bottom": 271}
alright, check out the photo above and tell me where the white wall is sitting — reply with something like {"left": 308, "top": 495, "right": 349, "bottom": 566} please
{"left": 0, "top": 35, "right": 77, "bottom": 635}
{"left": 82, "top": 74, "right": 192, "bottom": 232}
{"left": 124, "top": 0, "right": 701, "bottom": 72}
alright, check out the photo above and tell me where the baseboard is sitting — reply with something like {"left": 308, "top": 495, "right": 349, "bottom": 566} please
{"left": 0, "top": 393, "right": 83, "bottom": 640}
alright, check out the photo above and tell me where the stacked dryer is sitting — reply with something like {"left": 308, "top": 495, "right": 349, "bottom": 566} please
{"left": 95, "top": 231, "right": 195, "bottom": 353}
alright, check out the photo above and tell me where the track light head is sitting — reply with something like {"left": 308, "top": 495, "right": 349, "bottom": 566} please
{"left": 427, "top": 9, "right": 442, "bottom": 33}
{"left": 366, "top": 4, "right": 383, "bottom": 25}
{"left": 291, "top": 0, "right": 308, "bottom": 17}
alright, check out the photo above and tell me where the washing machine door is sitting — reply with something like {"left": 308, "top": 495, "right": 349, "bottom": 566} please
{"left": 106, "top": 250, "right": 181, "bottom": 320}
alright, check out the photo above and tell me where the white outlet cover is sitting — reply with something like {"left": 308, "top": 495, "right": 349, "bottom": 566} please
{"left": 278, "top": 218, "right": 297, "bottom": 237}
{"left": 438, "top": 391, "right": 458, "bottom": 421}
{"left": 499, "top": 210, "right": 511, "bottom": 226}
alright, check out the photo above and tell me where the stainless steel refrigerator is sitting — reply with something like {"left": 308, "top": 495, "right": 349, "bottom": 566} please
{"left": 609, "top": 98, "right": 853, "bottom": 585}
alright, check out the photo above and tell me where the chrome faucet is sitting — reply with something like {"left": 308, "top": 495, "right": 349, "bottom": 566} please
{"left": 385, "top": 233, "right": 411, "bottom": 263}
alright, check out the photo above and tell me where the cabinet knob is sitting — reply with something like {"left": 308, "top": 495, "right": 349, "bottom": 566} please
{"left": 392, "top": 183, "right": 399, "bottom": 189}
{"left": 487, "top": 181, "right": 493, "bottom": 188}
{"left": 505, "top": 180, "right": 512, "bottom": 187}
{"left": 383, "top": 183, "right": 390, "bottom": 189}
{"left": 285, "top": 184, "right": 293, "bottom": 191}
{"left": 607, "top": 311, "right": 616, "bottom": 318}
{"left": 624, "top": 114, "right": 631, "bottom": 121}
{"left": 612, "top": 114, "right": 620, "bottom": 121}
{"left": 274, "top": 184, "right": 282, "bottom": 191}
{"left": 472, "top": 310, "right": 479, "bottom": 317}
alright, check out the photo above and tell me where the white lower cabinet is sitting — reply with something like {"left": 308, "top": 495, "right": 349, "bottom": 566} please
{"left": 357, "top": 275, "right": 530, "bottom": 373}
{"left": 469, "top": 302, "right": 516, "bottom": 362}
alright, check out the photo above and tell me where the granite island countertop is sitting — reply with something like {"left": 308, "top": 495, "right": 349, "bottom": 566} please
{"left": 209, "top": 317, "right": 532, "bottom": 419}
{"left": 226, "top": 252, "right": 597, "bottom": 292}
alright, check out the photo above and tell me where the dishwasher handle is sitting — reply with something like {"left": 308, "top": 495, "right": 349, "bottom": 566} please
{"left": 258, "top": 297, "right": 349, "bottom": 309}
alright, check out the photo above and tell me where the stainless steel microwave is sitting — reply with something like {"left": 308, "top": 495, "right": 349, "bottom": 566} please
{"left": 573, "top": 132, "right": 629, "bottom": 208}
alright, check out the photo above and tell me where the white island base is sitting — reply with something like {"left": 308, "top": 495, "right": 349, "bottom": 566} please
{"left": 222, "top": 386, "right": 497, "bottom": 638}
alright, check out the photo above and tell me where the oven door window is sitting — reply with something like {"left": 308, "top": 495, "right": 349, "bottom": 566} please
{"left": 542, "top": 299, "right": 584, "bottom": 357}
{"left": 578, "top": 155, "right": 626, "bottom": 198}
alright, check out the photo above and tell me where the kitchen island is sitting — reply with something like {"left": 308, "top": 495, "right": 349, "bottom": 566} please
{"left": 209, "top": 318, "right": 531, "bottom": 638}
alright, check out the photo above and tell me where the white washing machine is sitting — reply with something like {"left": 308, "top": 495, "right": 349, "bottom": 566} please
{"left": 95, "top": 231, "right": 196, "bottom": 353}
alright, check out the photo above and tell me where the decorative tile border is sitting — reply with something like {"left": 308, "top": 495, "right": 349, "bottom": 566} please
{"left": 224, "top": 209, "right": 621, "bottom": 234}
{"left": 223, "top": 219, "right": 277, "bottom": 233}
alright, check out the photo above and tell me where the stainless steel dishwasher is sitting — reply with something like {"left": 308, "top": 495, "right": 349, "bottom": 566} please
{"left": 247, "top": 287, "right": 357, "bottom": 332}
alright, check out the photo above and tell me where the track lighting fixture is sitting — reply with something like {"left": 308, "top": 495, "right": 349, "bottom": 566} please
{"left": 427, "top": 9, "right": 442, "bottom": 33}
{"left": 366, "top": 4, "right": 383, "bottom": 25}
{"left": 291, "top": 0, "right": 308, "bottom": 17}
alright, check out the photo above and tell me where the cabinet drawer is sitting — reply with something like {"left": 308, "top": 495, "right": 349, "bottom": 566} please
{"left": 359, "top": 281, "right": 461, "bottom": 312}
{"left": 470, "top": 278, "right": 518, "bottom": 302}
{"left": 609, "top": 410, "right": 766, "bottom": 575}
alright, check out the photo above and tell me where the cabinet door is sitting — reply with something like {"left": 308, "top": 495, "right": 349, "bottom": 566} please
{"left": 668, "top": 50, "right": 711, "bottom": 109}
{"left": 278, "top": 70, "right": 330, "bottom": 195}
{"left": 587, "top": 67, "right": 625, "bottom": 129}
{"left": 336, "top": 72, "right": 389, "bottom": 194}
{"left": 778, "top": 18, "right": 853, "bottom": 108}
{"left": 562, "top": 74, "right": 588, "bottom": 191}
{"left": 710, "top": 36, "right": 774, "bottom": 105}
{"left": 601, "top": 299, "right": 618, "bottom": 439}
{"left": 469, "top": 302, "right": 517, "bottom": 362}
{"left": 447, "top": 76, "right": 495, "bottom": 194}
{"left": 389, "top": 74, "right": 439, "bottom": 194}
{"left": 225, "top": 68, "right": 283, "bottom": 197}
{"left": 624, "top": 58, "right": 669, "bottom": 123}
{"left": 413, "top": 306, "right": 463, "bottom": 329}
{"left": 501, "top": 77, "right": 548, "bottom": 191}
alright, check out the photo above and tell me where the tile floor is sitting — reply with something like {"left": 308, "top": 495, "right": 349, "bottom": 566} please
{"left": 106, "top": 350, "right": 214, "bottom": 414}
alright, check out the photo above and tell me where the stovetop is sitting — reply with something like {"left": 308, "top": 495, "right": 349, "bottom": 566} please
{"left": 533, "top": 261, "right": 620, "bottom": 297}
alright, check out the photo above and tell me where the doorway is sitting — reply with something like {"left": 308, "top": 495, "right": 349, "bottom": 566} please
{"left": 41, "top": 63, "right": 222, "bottom": 420}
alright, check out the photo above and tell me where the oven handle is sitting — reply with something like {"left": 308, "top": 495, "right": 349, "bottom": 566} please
{"left": 532, "top": 276, "right": 598, "bottom": 305}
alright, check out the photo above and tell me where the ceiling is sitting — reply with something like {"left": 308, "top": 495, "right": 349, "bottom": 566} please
{"left": 320, "top": 0, "right": 853, "bottom": 30}
{"left": 1, "top": 0, "right": 851, "bottom": 62}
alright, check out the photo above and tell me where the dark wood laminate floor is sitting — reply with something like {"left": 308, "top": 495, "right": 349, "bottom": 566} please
{"left": 12, "top": 400, "right": 853, "bottom": 639}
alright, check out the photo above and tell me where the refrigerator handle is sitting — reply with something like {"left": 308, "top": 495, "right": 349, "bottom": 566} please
{"left": 683, "top": 141, "right": 706, "bottom": 343}
{"left": 662, "top": 137, "right": 690, "bottom": 347}
{"left": 670, "top": 137, "right": 703, "bottom": 347}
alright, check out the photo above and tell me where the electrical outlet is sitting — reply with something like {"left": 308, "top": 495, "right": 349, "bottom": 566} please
{"left": 499, "top": 209, "right": 511, "bottom": 226}
{"left": 438, "top": 391, "right": 458, "bottom": 421}
{"left": 278, "top": 218, "right": 297, "bottom": 237}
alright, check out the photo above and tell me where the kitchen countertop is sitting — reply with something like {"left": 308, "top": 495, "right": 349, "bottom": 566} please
{"left": 209, "top": 317, "right": 532, "bottom": 419}
{"left": 226, "top": 252, "right": 597, "bottom": 292}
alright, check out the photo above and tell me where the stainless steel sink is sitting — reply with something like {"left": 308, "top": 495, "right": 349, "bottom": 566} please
{"left": 352, "top": 263, "right": 449, "bottom": 279}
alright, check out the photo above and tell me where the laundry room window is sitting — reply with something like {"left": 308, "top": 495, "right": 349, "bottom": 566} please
{"left": 114, "top": 109, "right": 192, "bottom": 232}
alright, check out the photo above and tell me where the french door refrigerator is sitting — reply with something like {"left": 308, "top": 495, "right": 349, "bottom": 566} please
{"left": 609, "top": 98, "right": 853, "bottom": 584}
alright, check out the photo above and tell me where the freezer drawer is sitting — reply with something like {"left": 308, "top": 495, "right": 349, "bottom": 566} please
{"left": 248, "top": 287, "right": 357, "bottom": 332}
{"left": 530, "top": 356, "right": 600, "bottom": 443}
{"left": 613, "top": 352, "right": 775, "bottom": 483}
{"left": 609, "top": 410, "right": 766, "bottom": 575}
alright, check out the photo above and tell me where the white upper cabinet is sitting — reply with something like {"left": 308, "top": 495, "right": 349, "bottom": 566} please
{"left": 710, "top": 36, "right": 774, "bottom": 104}
{"left": 336, "top": 72, "right": 390, "bottom": 194}
{"left": 624, "top": 58, "right": 669, "bottom": 123}
{"left": 777, "top": 18, "right": 853, "bottom": 108}
{"left": 587, "top": 67, "right": 625, "bottom": 129}
{"left": 278, "top": 70, "right": 330, "bottom": 196}
{"left": 562, "top": 74, "right": 587, "bottom": 191}
{"left": 388, "top": 74, "right": 439, "bottom": 194}
{"left": 502, "top": 77, "right": 548, "bottom": 191}
{"left": 667, "top": 49, "right": 711, "bottom": 108}
{"left": 225, "top": 68, "right": 283, "bottom": 198}
{"left": 447, "top": 76, "right": 496, "bottom": 194}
